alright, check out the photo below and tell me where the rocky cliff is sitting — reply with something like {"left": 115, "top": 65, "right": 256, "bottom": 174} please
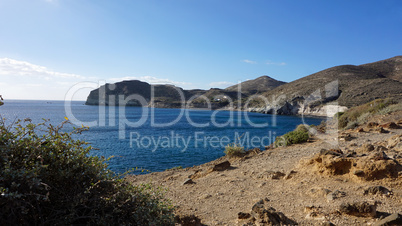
{"left": 245, "top": 56, "right": 402, "bottom": 116}
{"left": 85, "top": 76, "right": 286, "bottom": 109}
{"left": 86, "top": 56, "right": 402, "bottom": 117}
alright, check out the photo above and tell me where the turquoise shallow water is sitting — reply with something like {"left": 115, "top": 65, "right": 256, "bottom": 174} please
{"left": 0, "top": 100, "right": 323, "bottom": 174}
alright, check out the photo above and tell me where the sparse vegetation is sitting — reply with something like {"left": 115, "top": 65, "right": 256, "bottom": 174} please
{"left": 311, "top": 120, "right": 327, "bottom": 134}
{"left": 0, "top": 118, "right": 174, "bottom": 225}
{"left": 337, "top": 99, "right": 398, "bottom": 129}
{"left": 224, "top": 143, "right": 246, "bottom": 157}
{"left": 274, "top": 124, "right": 310, "bottom": 147}
{"left": 333, "top": 111, "right": 345, "bottom": 119}
{"left": 377, "top": 102, "right": 402, "bottom": 115}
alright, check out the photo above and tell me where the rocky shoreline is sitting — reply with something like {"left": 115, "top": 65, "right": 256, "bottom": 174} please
{"left": 127, "top": 111, "right": 402, "bottom": 225}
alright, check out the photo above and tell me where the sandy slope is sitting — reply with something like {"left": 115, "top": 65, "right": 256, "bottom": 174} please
{"left": 128, "top": 111, "right": 402, "bottom": 225}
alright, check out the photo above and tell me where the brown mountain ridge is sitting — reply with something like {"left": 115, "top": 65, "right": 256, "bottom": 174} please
{"left": 245, "top": 56, "right": 402, "bottom": 115}
{"left": 225, "top": 75, "right": 286, "bottom": 95}
{"left": 86, "top": 56, "right": 402, "bottom": 116}
{"left": 85, "top": 75, "right": 286, "bottom": 108}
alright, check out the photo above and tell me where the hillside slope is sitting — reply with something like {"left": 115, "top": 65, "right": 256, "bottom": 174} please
{"left": 85, "top": 75, "right": 285, "bottom": 108}
{"left": 85, "top": 80, "right": 187, "bottom": 107}
{"left": 86, "top": 56, "right": 402, "bottom": 116}
{"left": 246, "top": 56, "right": 402, "bottom": 116}
{"left": 225, "top": 75, "right": 286, "bottom": 95}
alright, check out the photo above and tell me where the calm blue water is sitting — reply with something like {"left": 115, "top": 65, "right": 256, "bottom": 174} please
{"left": 0, "top": 100, "right": 323, "bottom": 174}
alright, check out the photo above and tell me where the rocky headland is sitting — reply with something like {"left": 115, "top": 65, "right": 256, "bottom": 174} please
{"left": 86, "top": 56, "right": 402, "bottom": 117}
{"left": 85, "top": 75, "right": 285, "bottom": 109}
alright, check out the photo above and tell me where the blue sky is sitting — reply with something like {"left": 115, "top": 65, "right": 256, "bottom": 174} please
{"left": 0, "top": 0, "right": 401, "bottom": 100}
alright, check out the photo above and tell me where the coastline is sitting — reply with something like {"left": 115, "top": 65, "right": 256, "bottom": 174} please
{"left": 128, "top": 110, "right": 402, "bottom": 225}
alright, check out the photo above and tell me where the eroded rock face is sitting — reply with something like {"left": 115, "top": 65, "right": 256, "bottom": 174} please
{"left": 387, "top": 135, "right": 402, "bottom": 152}
{"left": 304, "top": 148, "right": 402, "bottom": 180}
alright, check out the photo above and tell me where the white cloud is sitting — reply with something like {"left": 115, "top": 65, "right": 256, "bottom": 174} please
{"left": 265, "top": 60, "right": 286, "bottom": 66}
{"left": 242, "top": 59, "right": 257, "bottom": 64}
{"left": 0, "top": 58, "right": 85, "bottom": 79}
{"left": 21, "top": 83, "right": 44, "bottom": 87}
{"left": 0, "top": 58, "right": 89, "bottom": 100}
{"left": 109, "top": 76, "right": 193, "bottom": 89}
{"left": 208, "top": 81, "right": 235, "bottom": 88}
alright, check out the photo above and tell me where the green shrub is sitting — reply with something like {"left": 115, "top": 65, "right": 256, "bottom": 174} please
{"left": 224, "top": 143, "right": 245, "bottom": 157}
{"left": 295, "top": 124, "right": 309, "bottom": 133}
{"left": 377, "top": 102, "right": 402, "bottom": 115}
{"left": 344, "top": 121, "right": 359, "bottom": 130}
{"left": 0, "top": 118, "right": 174, "bottom": 225}
{"left": 333, "top": 111, "right": 345, "bottom": 119}
{"left": 274, "top": 125, "right": 310, "bottom": 147}
{"left": 337, "top": 99, "right": 397, "bottom": 129}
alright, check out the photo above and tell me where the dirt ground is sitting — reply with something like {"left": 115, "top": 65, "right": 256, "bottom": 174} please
{"left": 127, "top": 111, "right": 402, "bottom": 225}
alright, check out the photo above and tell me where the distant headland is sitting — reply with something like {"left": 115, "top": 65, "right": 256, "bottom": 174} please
{"left": 86, "top": 56, "right": 402, "bottom": 117}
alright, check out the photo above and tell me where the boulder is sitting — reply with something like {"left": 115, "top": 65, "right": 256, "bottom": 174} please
{"left": 387, "top": 135, "right": 402, "bottom": 152}
{"left": 304, "top": 206, "right": 326, "bottom": 221}
{"left": 211, "top": 161, "right": 231, "bottom": 171}
{"left": 367, "top": 122, "right": 379, "bottom": 128}
{"left": 308, "top": 154, "right": 353, "bottom": 176}
{"left": 251, "top": 199, "right": 297, "bottom": 225}
{"left": 374, "top": 127, "right": 388, "bottom": 133}
{"left": 319, "top": 149, "right": 343, "bottom": 156}
{"left": 256, "top": 171, "right": 286, "bottom": 180}
{"left": 321, "top": 222, "right": 335, "bottom": 226}
{"left": 238, "top": 212, "right": 252, "bottom": 219}
{"left": 339, "top": 201, "right": 377, "bottom": 218}
{"left": 369, "top": 151, "right": 390, "bottom": 161}
{"left": 307, "top": 187, "right": 332, "bottom": 198}
{"left": 283, "top": 170, "right": 297, "bottom": 180}
{"left": 374, "top": 145, "right": 388, "bottom": 152}
{"left": 183, "top": 178, "right": 195, "bottom": 185}
{"left": 379, "top": 122, "right": 399, "bottom": 129}
{"left": 238, "top": 199, "right": 297, "bottom": 225}
{"left": 356, "top": 127, "right": 365, "bottom": 133}
{"left": 355, "top": 157, "right": 401, "bottom": 180}
{"left": 175, "top": 214, "right": 203, "bottom": 226}
{"left": 339, "top": 133, "right": 354, "bottom": 141}
{"left": 364, "top": 186, "right": 392, "bottom": 197}
{"left": 327, "top": 190, "right": 346, "bottom": 201}
{"left": 356, "top": 144, "right": 375, "bottom": 154}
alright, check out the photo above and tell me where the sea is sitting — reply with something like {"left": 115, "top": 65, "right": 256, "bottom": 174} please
{"left": 0, "top": 100, "right": 323, "bottom": 174}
